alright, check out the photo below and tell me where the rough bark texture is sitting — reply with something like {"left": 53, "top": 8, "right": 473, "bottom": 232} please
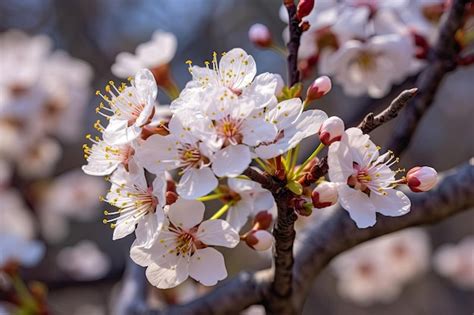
{"left": 285, "top": 1, "right": 303, "bottom": 86}
{"left": 131, "top": 161, "right": 474, "bottom": 315}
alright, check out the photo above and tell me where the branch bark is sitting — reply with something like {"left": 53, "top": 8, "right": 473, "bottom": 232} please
{"left": 285, "top": 1, "right": 303, "bottom": 86}
{"left": 387, "top": 0, "right": 469, "bottom": 155}
{"left": 133, "top": 160, "right": 474, "bottom": 315}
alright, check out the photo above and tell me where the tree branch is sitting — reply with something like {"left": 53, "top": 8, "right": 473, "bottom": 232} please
{"left": 132, "top": 160, "right": 473, "bottom": 315}
{"left": 357, "top": 88, "right": 418, "bottom": 134}
{"left": 285, "top": 1, "right": 303, "bottom": 86}
{"left": 387, "top": 0, "right": 469, "bottom": 155}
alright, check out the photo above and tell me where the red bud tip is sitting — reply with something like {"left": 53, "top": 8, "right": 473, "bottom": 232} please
{"left": 311, "top": 182, "right": 338, "bottom": 208}
{"left": 306, "top": 76, "right": 332, "bottom": 101}
{"left": 253, "top": 210, "right": 273, "bottom": 230}
{"left": 245, "top": 230, "right": 273, "bottom": 251}
{"left": 297, "top": 0, "right": 315, "bottom": 20}
{"left": 407, "top": 166, "right": 438, "bottom": 192}
{"left": 319, "top": 116, "right": 344, "bottom": 146}
{"left": 166, "top": 191, "right": 178, "bottom": 205}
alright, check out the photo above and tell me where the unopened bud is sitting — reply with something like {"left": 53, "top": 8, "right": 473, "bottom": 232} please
{"left": 311, "top": 182, "right": 338, "bottom": 208}
{"left": 245, "top": 230, "right": 274, "bottom": 251}
{"left": 249, "top": 23, "right": 272, "bottom": 48}
{"left": 306, "top": 76, "right": 332, "bottom": 101}
{"left": 253, "top": 210, "right": 273, "bottom": 230}
{"left": 297, "top": 0, "right": 315, "bottom": 20}
{"left": 319, "top": 116, "right": 344, "bottom": 146}
{"left": 166, "top": 191, "right": 178, "bottom": 205}
{"left": 407, "top": 166, "right": 437, "bottom": 192}
{"left": 290, "top": 197, "right": 312, "bottom": 216}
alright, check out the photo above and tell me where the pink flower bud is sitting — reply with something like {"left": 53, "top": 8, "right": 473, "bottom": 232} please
{"left": 407, "top": 166, "right": 438, "bottom": 192}
{"left": 306, "top": 76, "right": 332, "bottom": 101}
{"left": 311, "top": 182, "right": 338, "bottom": 208}
{"left": 245, "top": 230, "right": 274, "bottom": 251}
{"left": 297, "top": 0, "right": 315, "bottom": 20}
{"left": 248, "top": 23, "right": 272, "bottom": 48}
{"left": 319, "top": 116, "right": 344, "bottom": 146}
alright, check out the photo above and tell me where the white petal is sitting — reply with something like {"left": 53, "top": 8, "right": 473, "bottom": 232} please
{"left": 177, "top": 167, "right": 218, "bottom": 200}
{"left": 189, "top": 248, "right": 228, "bottom": 286}
{"left": 197, "top": 219, "right": 240, "bottom": 247}
{"left": 146, "top": 259, "right": 189, "bottom": 289}
{"left": 134, "top": 68, "right": 158, "bottom": 101}
{"left": 339, "top": 186, "right": 377, "bottom": 228}
{"left": 113, "top": 218, "right": 137, "bottom": 240}
{"left": 370, "top": 189, "right": 411, "bottom": 217}
{"left": 219, "top": 48, "right": 256, "bottom": 90}
{"left": 103, "top": 119, "right": 141, "bottom": 145}
{"left": 135, "top": 134, "right": 180, "bottom": 173}
{"left": 328, "top": 141, "right": 354, "bottom": 183}
{"left": 242, "top": 72, "right": 279, "bottom": 108}
{"left": 168, "top": 198, "right": 205, "bottom": 229}
{"left": 212, "top": 145, "right": 251, "bottom": 177}
{"left": 226, "top": 200, "right": 252, "bottom": 231}
{"left": 241, "top": 119, "right": 277, "bottom": 147}
{"left": 267, "top": 98, "right": 303, "bottom": 129}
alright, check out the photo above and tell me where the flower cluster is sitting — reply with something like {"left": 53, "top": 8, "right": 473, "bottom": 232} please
{"left": 331, "top": 228, "right": 431, "bottom": 305}
{"left": 84, "top": 40, "right": 438, "bottom": 289}
{"left": 277, "top": 0, "right": 451, "bottom": 98}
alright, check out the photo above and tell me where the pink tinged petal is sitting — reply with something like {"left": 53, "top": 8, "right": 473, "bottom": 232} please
{"left": 146, "top": 258, "right": 189, "bottom": 289}
{"left": 197, "top": 219, "right": 240, "bottom": 247}
{"left": 135, "top": 212, "right": 164, "bottom": 247}
{"left": 135, "top": 134, "right": 180, "bottom": 173}
{"left": 189, "top": 248, "right": 228, "bottom": 286}
{"left": 328, "top": 141, "right": 354, "bottom": 183}
{"left": 152, "top": 175, "right": 167, "bottom": 207}
{"left": 81, "top": 160, "right": 119, "bottom": 176}
{"left": 168, "top": 198, "right": 205, "bottom": 229}
{"left": 211, "top": 145, "right": 251, "bottom": 177}
{"left": 177, "top": 167, "right": 218, "bottom": 200}
{"left": 338, "top": 186, "right": 377, "bottom": 228}
{"left": 219, "top": 48, "right": 256, "bottom": 90}
{"left": 130, "top": 231, "right": 172, "bottom": 267}
{"left": 370, "top": 190, "right": 411, "bottom": 217}
{"left": 226, "top": 201, "right": 252, "bottom": 231}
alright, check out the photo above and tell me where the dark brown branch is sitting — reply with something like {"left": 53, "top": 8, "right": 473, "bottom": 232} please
{"left": 292, "top": 160, "right": 474, "bottom": 311}
{"left": 285, "top": 1, "right": 303, "bottom": 86}
{"left": 357, "top": 88, "right": 418, "bottom": 134}
{"left": 133, "top": 161, "right": 473, "bottom": 315}
{"left": 116, "top": 259, "right": 148, "bottom": 315}
{"left": 387, "top": 0, "right": 469, "bottom": 155}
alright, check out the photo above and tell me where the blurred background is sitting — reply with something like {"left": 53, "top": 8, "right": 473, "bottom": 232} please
{"left": 0, "top": 0, "right": 473, "bottom": 314}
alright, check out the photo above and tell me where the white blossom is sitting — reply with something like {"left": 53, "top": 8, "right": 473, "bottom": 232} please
{"left": 131, "top": 198, "right": 239, "bottom": 288}
{"left": 328, "top": 128, "right": 410, "bottom": 228}
{"left": 434, "top": 236, "right": 474, "bottom": 289}
{"left": 112, "top": 31, "right": 177, "bottom": 79}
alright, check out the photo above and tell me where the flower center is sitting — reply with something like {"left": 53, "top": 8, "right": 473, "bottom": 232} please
{"left": 355, "top": 51, "right": 377, "bottom": 71}
{"left": 178, "top": 144, "right": 205, "bottom": 169}
{"left": 215, "top": 115, "right": 243, "bottom": 146}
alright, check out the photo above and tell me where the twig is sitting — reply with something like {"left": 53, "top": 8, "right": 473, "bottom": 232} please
{"left": 357, "top": 88, "right": 418, "bottom": 134}
{"left": 285, "top": 1, "right": 303, "bottom": 86}
{"left": 133, "top": 161, "right": 474, "bottom": 315}
{"left": 387, "top": 0, "right": 469, "bottom": 155}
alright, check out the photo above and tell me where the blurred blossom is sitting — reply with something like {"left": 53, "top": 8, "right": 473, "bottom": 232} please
{"left": 0, "top": 159, "right": 12, "bottom": 187}
{"left": 16, "top": 137, "right": 62, "bottom": 178}
{"left": 111, "top": 30, "right": 177, "bottom": 79}
{"left": 241, "top": 305, "right": 265, "bottom": 315}
{"left": 38, "top": 169, "right": 107, "bottom": 243}
{"left": 56, "top": 241, "right": 110, "bottom": 281}
{"left": 0, "top": 189, "right": 44, "bottom": 268}
{"left": 319, "top": 34, "right": 416, "bottom": 98}
{"left": 0, "top": 189, "right": 35, "bottom": 239}
{"left": 331, "top": 228, "right": 430, "bottom": 305}
{"left": 39, "top": 169, "right": 106, "bottom": 220}
{"left": 433, "top": 236, "right": 474, "bottom": 289}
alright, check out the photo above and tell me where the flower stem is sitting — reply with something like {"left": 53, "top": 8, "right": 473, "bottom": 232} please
{"left": 197, "top": 193, "right": 227, "bottom": 202}
{"left": 210, "top": 201, "right": 234, "bottom": 220}
{"left": 254, "top": 158, "right": 273, "bottom": 174}
{"left": 293, "top": 143, "right": 325, "bottom": 179}
{"left": 288, "top": 144, "right": 300, "bottom": 179}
